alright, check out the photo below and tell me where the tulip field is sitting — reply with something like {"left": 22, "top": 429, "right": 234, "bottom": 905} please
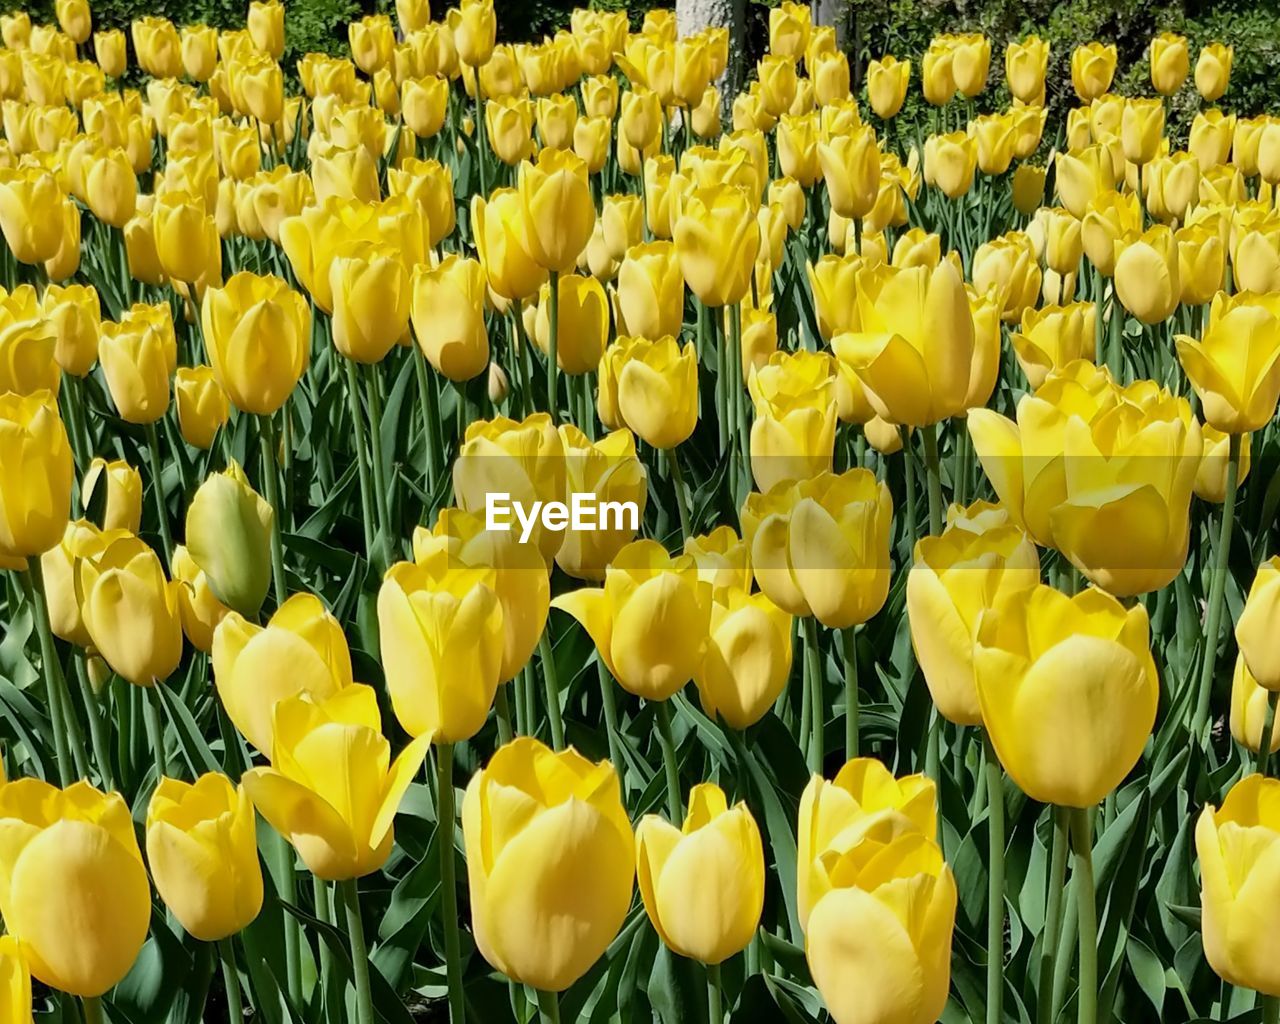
{"left": 5, "top": 1, "right": 1280, "bottom": 1023}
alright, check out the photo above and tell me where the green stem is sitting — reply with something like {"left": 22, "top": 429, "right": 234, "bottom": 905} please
{"left": 706, "top": 962, "right": 723, "bottom": 1023}
{"left": 597, "top": 658, "right": 626, "bottom": 787}
{"left": 218, "top": 938, "right": 245, "bottom": 1024}
{"left": 1257, "top": 689, "right": 1279, "bottom": 776}
{"left": 842, "top": 626, "right": 859, "bottom": 758}
{"left": 82, "top": 996, "right": 105, "bottom": 1024}
{"left": 901, "top": 426, "right": 918, "bottom": 557}
{"left": 494, "top": 683, "right": 514, "bottom": 745}
{"left": 473, "top": 85, "right": 488, "bottom": 197}
{"left": 1107, "top": 292, "right": 1124, "bottom": 382}
{"left": 547, "top": 269, "right": 560, "bottom": 420}
{"left": 340, "top": 878, "right": 375, "bottom": 1024}
{"left": 438, "top": 743, "right": 466, "bottom": 1023}
{"left": 363, "top": 363, "right": 393, "bottom": 563}
{"left": 311, "top": 874, "right": 333, "bottom": 1012}
{"left": 413, "top": 346, "right": 442, "bottom": 498}
{"left": 537, "top": 990, "right": 561, "bottom": 1024}
{"left": 269, "top": 830, "right": 303, "bottom": 1007}
{"left": 655, "top": 699, "right": 683, "bottom": 822}
{"left": 667, "top": 445, "right": 692, "bottom": 541}
{"left": 538, "top": 633, "right": 565, "bottom": 749}
{"left": 1191, "top": 433, "right": 1241, "bottom": 740}
{"left": 1262, "top": 996, "right": 1280, "bottom": 1024}
{"left": 257, "top": 414, "right": 288, "bottom": 608}
{"left": 1037, "top": 807, "right": 1071, "bottom": 1024}
{"left": 144, "top": 684, "right": 170, "bottom": 782}
{"left": 24, "top": 561, "right": 74, "bottom": 786}
{"left": 1072, "top": 807, "right": 1098, "bottom": 1024}
{"left": 921, "top": 421, "right": 944, "bottom": 536}
{"left": 74, "top": 653, "right": 113, "bottom": 789}
{"left": 143, "top": 420, "right": 173, "bottom": 568}
{"left": 342, "top": 357, "right": 377, "bottom": 562}
{"left": 803, "top": 616, "right": 823, "bottom": 774}
{"left": 984, "top": 731, "right": 1006, "bottom": 1024}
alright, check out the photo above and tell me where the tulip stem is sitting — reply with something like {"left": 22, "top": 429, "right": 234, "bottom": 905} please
{"left": 1262, "top": 996, "right": 1280, "bottom": 1024}
{"left": 218, "top": 939, "right": 245, "bottom": 1024}
{"left": 257, "top": 414, "right": 288, "bottom": 608}
{"left": 494, "top": 683, "right": 514, "bottom": 745}
{"left": 536, "top": 990, "right": 561, "bottom": 1024}
{"left": 842, "top": 626, "right": 859, "bottom": 757}
{"left": 23, "top": 561, "right": 77, "bottom": 786}
{"left": 802, "top": 616, "right": 823, "bottom": 774}
{"left": 143, "top": 420, "right": 174, "bottom": 569}
{"left": 1256, "top": 690, "right": 1279, "bottom": 776}
{"left": 538, "top": 633, "right": 566, "bottom": 749}
{"left": 706, "top": 962, "right": 723, "bottom": 1023}
{"left": 900, "top": 425, "right": 918, "bottom": 558}
{"left": 437, "top": 743, "right": 467, "bottom": 1024}
{"left": 339, "top": 878, "right": 376, "bottom": 1024}
{"left": 1072, "top": 807, "right": 1098, "bottom": 1024}
{"left": 920, "top": 421, "right": 944, "bottom": 536}
{"left": 655, "top": 699, "right": 683, "bottom": 821}
{"left": 364, "top": 364, "right": 395, "bottom": 560}
{"left": 413, "top": 347, "right": 442, "bottom": 500}
{"left": 1191, "top": 432, "right": 1241, "bottom": 741}
{"left": 81, "top": 996, "right": 105, "bottom": 1024}
{"left": 143, "top": 684, "right": 171, "bottom": 782}
{"left": 667, "top": 446, "right": 692, "bottom": 541}
{"left": 547, "top": 269, "right": 560, "bottom": 421}
{"left": 983, "top": 731, "right": 1006, "bottom": 1024}
{"left": 1037, "top": 807, "right": 1071, "bottom": 1024}
{"left": 74, "top": 653, "right": 113, "bottom": 790}
{"left": 596, "top": 658, "right": 626, "bottom": 790}
{"left": 341, "top": 358, "right": 378, "bottom": 564}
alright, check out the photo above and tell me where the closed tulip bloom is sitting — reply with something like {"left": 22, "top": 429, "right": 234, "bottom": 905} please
{"left": 924, "top": 132, "right": 977, "bottom": 199}
{"left": 123, "top": 202, "right": 165, "bottom": 285}
{"left": 80, "top": 144, "right": 136, "bottom": 229}
{"left": 1081, "top": 189, "right": 1141, "bottom": 275}
{"left": 530, "top": 274, "right": 608, "bottom": 375}
{"left": 1191, "top": 42, "right": 1233, "bottom": 102}
{"left": 213, "top": 592, "right": 352, "bottom": 756}
{"left": 1190, "top": 109, "right": 1236, "bottom": 170}
{"left": 326, "top": 243, "right": 411, "bottom": 364}
{"left": 179, "top": 25, "right": 217, "bottom": 81}
{"left": 171, "top": 543, "right": 229, "bottom": 652}
{"left": 866, "top": 55, "right": 909, "bottom": 119}
{"left": 832, "top": 259, "right": 975, "bottom": 426}
{"left": 348, "top": 14, "right": 394, "bottom": 74}
{"left": 410, "top": 255, "right": 488, "bottom": 381}
{"left": 636, "top": 783, "right": 764, "bottom": 964}
{"left": 95, "top": 29, "right": 126, "bottom": 77}
{"left": 98, "top": 318, "right": 169, "bottom": 424}
{"left": 245, "top": 685, "right": 430, "bottom": 880}
{"left": 695, "top": 585, "right": 792, "bottom": 729}
{"left": 1145, "top": 151, "right": 1200, "bottom": 222}
{"left": 950, "top": 33, "right": 990, "bottom": 97}
{"left": 0, "top": 934, "right": 31, "bottom": 1024}
{"left": 172, "top": 366, "right": 227, "bottom": 452}
{"left": 1006, "top": 36, "right": 1048, "bottom": 103}
{"left": 920, "top": 42, "right": 954, "bottom": 106}
{"left": 247, "top": 0, "right": 284, "bottom": 59}
{"left": 616, "top": 241, "right": 684, "bottom": 340}
{"left": 975, "top": 585, "right": 1157, "bottom": 806}
{"left": 756, "top": 54, "right": 797, "bottom": 116}
{"left": 818, "top": 124, "right": 879, "bottom": 218}
{"left": 1150, "top": 31, "right": 1189, "bottom": 95}
{"left": 1233, "top": 217, "right": 1280, "bottom": 293}
{"left": 553, "top": 539, "right": 708, "bottom": 701}
{"left": 152, "top": 190, "right": 221, "bottom": 286}
{"left": 1011, "top": 164, "right": 1047, "bottom": 216}
{"left": 1197, "top": 774, "right": 1280, "bottom": 996}
{"left": 310, "top": 142, "right": 380, "bottom": 204}
{"left": 1043, "top": 207, "right": 1083, "bottom": 274}
{"left": 184, "top": 460, "right": 272, "bottom": 618}
{"left": 749, "top": 350, "right": 838, "bottom": 493}
{"left": 0, "top": 780, "right": 149, "bottom": 997}
{"left": 1055, "top": 145, "right": 1112, "bottom": 219}
{"left": 968, "top": 113, "right": 1016, "bottom": 175}
{"left": 132, "top": 17, "right": 182, "bottom": 78}
{"left": 401, "top": 76, "right": 449, "bottom": 138}
{"left": 1071, "top": 42, "right": 1116, "bottom": 101}
{"left": 741, "top": 469, "right": 892, "bottom": 629}
{"left": 907, "top": 502, "right": 1040, "bottom": 725}
{"left": 1235, "top": 557, "right": 1280, "bottom": 691}
{"left": 572, "top": 114, "right": 611, "bottom": 172}
{"left": 605, "top": 335, "right": 698, "bottom": 449}
{"left": 1114, "top": 225, "right": 1180, "bottom": 324}
{"left": 811, "top": 51, "right": 849, "bottom": 106}
{"left": 40, "top": 283, "right": 98, "bottom": 378}
{"left": 1120, "top": 97, "right": 1164, "bottom": 165}
{"left": 455, "top": 0, "right": 496, "bottom": 66}
{"left": 517, "top": 148, "right": 594, "bottom": 274}
{"left": 471, "top": 189, "right": 547, "bottom": 302}
{"left": 146, "top": 774, "right": 263, "bottom": 941}
{"left": 0, "top": 307, "right": 57, "bottom": 398}
{"left": 549, "top": 426, "right": 645, "bottom": 580}
{"left": 1175, "top": 293, "right": 1280, "bottom": 433}
{"left": 0, "top": 12, "right": 29, "bottom": 49}
{"left": 1011, "top": 301, "right": 1097, "bottom": 389}
{"left": 462, "top": 737, "right": 633, "bottom": 990}
{"left": 202, "top": 272, "right": 309, "bottom": 415}
{"left": 807, "top": 252, "right": 861, "bottom": 340}
{"left": 776, "top": 113, "right": 820, "bottom": 187}
{"left": 377, "top": 556, "right": 503, "bottom": 742}
{"left": 673, "top": 184, "right": 760, "bottom": 307}
{"left": 82, "top": 458, "right": 141, "bottom": 534}
{"left": 453, "top": 414, "right": 566, "bottom": 562}
{"left": 1230, "top": 656, "right": 1280, "bottom": 754}
{"left": 807, "top": 829, "right": 956, "bottom": 1024}
{"left": 0, "top": 168, "right": 63, "bottom": 264}
{"left": 0, "top": 391, "right": 72, "bottom": 559}
{"left": 1195, "top": 425, "right": 1252, "bottom": 504}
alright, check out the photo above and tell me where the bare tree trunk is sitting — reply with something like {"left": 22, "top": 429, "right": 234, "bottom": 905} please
{"left": 677, "top": 0, "right": 746, "bottom": 99}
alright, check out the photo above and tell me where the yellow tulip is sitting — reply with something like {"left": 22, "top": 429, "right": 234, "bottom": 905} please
{"left": 1114, "top": 225, "right": 1180, "bottom": 324}
{"left": 132, "top": 16, "right": 182, "bottom": 78}
{"left": 348, "top": 14, "right": 395, "bottom": 75}
{"left": 401, "top": 75, "right": 449, "bottom": 138}
{"left": 581, "top": 74, "right": 619, "bottom": 119}
{"left": 950, "top": 32, "right": 991, "bottom": 96}
{"left": 152, "top": 190, "right": 221, "bottom": 287}
{"left": 0, "top": 391, "right": 71, "bottom": 560}
{"left": 812, "top": 51, "right": 849, "bottom": 106}
{"left": 471, "top": 188, "right": 547, "bottom": 302}
{"left": 1010, "top": 102, "right": 1047, "bottom": 158}
{"left": 81, "top": 457, "right": 141, "bottom": 535}
{"left": 1006, "top": 36, "right": 1048, "bottom": 103}
{"left": 0, "top": 933, "right": 31, "bottom": 1024}
{"left": 1235, "top": 557, "right": 1280, "bottom": 692}
{"left": 921, "top": 41, "right": 954, "bottom": 106}
{"left": 772, "top": 112, "right": 818, "bottom": 188}
{"left": 1151, "top": 31, "right": 1189, "bottom": 95}
{"left": 907, "top": 502, "right": 1040, "bottom": 725}
{"left": 741, "top": 469, "right": 892, "bottom": 629}
{"left": 673, "top": 184, "right": 760, "bottom": 307}
{"left": 462, "top": 737, "right": 633, "bottom": 990}
{"left": 636, "top": 783, "right": 764, "bottom": 963}
{"left": 244, "top": 685, "right": 430, "bottom": 880}
{"left": 173, "top": 364, "right": 229, "bottom": 450}
{"left": 327, "top": 242, "right": 412, "bottom": 364}
{"left": 518, "top": 148, "right": 595, "bottom": 274}
{"left": 1194, "top": 42, "right": 1232, "bottom": 102}
{"left": 601, "top": 335, "right": 698, "bottom": 449}
{"left": 672, "top": 35, "right": 712, "bottom": 108}
{"left": 83, "top": 145, "right": 136, "bottom": 228}
{"left": 968, "top": 364, "right": 1201, "bottom": 596}
{"left": 552, "top": 539, "right": 708, "bottom": 701}
{"left": 97, "top": 317, "right": 169, "bottom": 424}
{"left": 1190, "top": 109, "right": 1236, "bottom": 170}
{"left": 213, "top": 592, "right": 353, "bottom": 756}
{"left": 572, "top": 113, "right": 611, "bottom": 172}
{"left": 171, "top": 543, "right": 229, "bottom": 652}
{"left": 970, "top": 113, "right": 1016, "bottom": 176}
{"left": 0, "top": 167, "right": 64, "bottom": 264}
{"left": 43, "top": 195, "right": 81, "bottom": 284}
{"left": 694, "top": 585, "right": 792, "bottom": 729}
{"left": 1120, "top": 97, "right": 1164, "bottom": 165}
{"left": 807, "top": 252, "right": 861, "bottom": 341}
{"left": 975, "top": 584, "right": 1157, "bottom": 806}
{"left": 1014, "top": 167, "right": 1049, "bottom": 219}
{"left": 179, "top": 25, "right": 217, "bottom": 81}
{"left": 818, "top": 124, "right": 879, "bottom": 218}
{"left": 1068, "top": 41, "right": 1115, "bottom": 101}
{"left": 409, "top": 254, "right": 488, "bottom": 381}
{"left": 452, "top": 413, "right": 566, "bottom": 563}
{"left": 39, "top": 522, "right": 128, "bottom": 646}
{"left": 529, "top": 273, "right": 608, "bottom": 375}
{"left": 1194, "top": 425, "right": 1252, "bottom": 504}
{"left": 202, "top": 271, "right": 310, "bottom": 415}
{"left": 831, "top": 259, "right": 975, "bottom": 426}
{"left": 616, "top": 240, "right": 684, "bottom": 340}
{"left": 95, "top": 29, "right": 126, "bottom": 77}
{"left": 862, "top": 57, "right": 907, "bottom": 120}
{"left": 1055, "top": 145, "right": 1113, "bottom": 219}
{"left": 1081, "top": 189, "right": 1142, "bottom": 276}
{"left": 1145, "top": 151, "right": 1200, "bottom": 223}
{"left": 643, "top": 154, "right": 675, "bottom": 237}
{"left": 924, "top": 131, "right": 977, "bottom": 199}
{"left": 1230, "top": 653, "right": 1280, "bottom": 756}
{"left": 0, "top": 780, "right": 149, "bottom": 997}
{"left": 310, "top": 141, "right": 380, "bottom": 204}
{"left": 748, "top": 350, "right": 838, "bottom": 493}
{"left": 247, "top": 0, "right": 285, "bottom": 59}
{"left": 1175, "top": 293, "right": 1280, "bottom": 433}
{"left": 184, "top": 460, "right": 272, "bottom": 618}
{"left": 1010, "top": 301, "right": 1097, "bottom": 389}
{"left": 78, "top": 532, "right": 183, "bottom": 686}
{"left": 1197, "top": 774, "right": 1280, "bottom": 995}
{"left": 146, "top": 773, "right": 263, "bottom": 941}
{"left": 455, "top": 0, "right": 496, "bottom": 66}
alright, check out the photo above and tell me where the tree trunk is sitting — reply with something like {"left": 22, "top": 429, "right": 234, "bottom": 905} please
{"left": 677, "top": 0, "right": 746, "bottom": 100}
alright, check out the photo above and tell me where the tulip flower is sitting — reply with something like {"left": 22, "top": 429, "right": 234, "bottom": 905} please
{"left": 0, "top": 780, "right": 150, "bottom": 997}
{"left": 553, "top": 427, "right": 647, "bottom": 581}
{"left": 42, "top": 283, "right": 99, "bottom": 378}
{"left": 974, "top": 231, "right": 1042, "bottom": 322}
{"left": 970, "top": 113, "right": 1017, "bottom": 175}
{"left": 866, "top": 55, "right": 909, "bottom": 118}
{"left": 1197, "top": 774, "right": 1280, "bottom": 996}
{"left": 1012, "top": 164, "right": 1047, "bottom": 215}
{"left": 453, "top": 414, "right": 566, "bottom": 563}
{"left": 1114, "top": 225, "right": 1180, "bottom": 324}
{"left": 171, "top": 544, "right": 229, "bottom": 652}
{"left": 573, "top": 113, "right": 611, "bottom": 171}
{"left": 694, "top": 584, "right": 793, "bottom": 729}
{"left": 184, "top": 460, "right": 273, "bottom": 618}
{"left": 921, "top": 41, "right": 954, "bottom": 105}
{"left": 907, "top": 502, "right": 1040, "bottom": 726}
{"left": 409, "top": 255, "right": 488, "bottom": 381}
{"left": 1230, "top": 655, "right": 1280, "bottom": 755}
{"left": 202, "top": 272, "right": 310, "bottom": 416}
{"left": 1081, "top": 190, "right": 1142, "bottom": 276}
{"left": 831, "top": 259, "right": 975, "bottom": 427}
{"left": 471, "top": 189, "right": 547, "bottom": 302}
{"left": 213, "top": 592, "right": 353, "bottom": 756}
{"left": 95, "top": 29, "right": 126, "bottom": 77}
{"left": 462, "top": 737, "right": 634, "bottom": 991}
{"left": 601, "top": 335, "right": 699, "bottom": 450}
{"left": 616, "top": 241, "right": 685, "bottom": 340}
{"left": 975, "top": 584, "right": 1157, "bottom": 807}
{"left": 0, "top": 391, "right": 72, "bottom": 560}
{"left": 1121, "top": 97, "right": 1165, "bottom": 165}
{"left": 1176, "top": 293, "right": 1280, "bottom": 433}
{"left": 247, "top": 0, "right": 285, "bottom": 59}
{"left": 924, "top": 132, "right": 977, "bottom": 199}
{"left": 518, "top": 148, "right": 595, "bottom": 274}
{"left": 402, "top": 76, "right": 450, "bottom": 138}
{"left": 1151, "top": 31, "right": 1189, "bottom": 95}
{"left": 174, "top": 365, "right": 229, "bottom": 450}
{"left": 636, "top": 783, "right": 764, "bottom": 964}
{"left": 812, "top": 51, "right": 850, "bottom": 106}
{"left": 818, "top": 124, "right": 879, "bottom": 219}
{"left": 670, "top": 183, "right": 759, "bottom": 308}
{"left": 180, "top": 25, "right": 217, "bottom": 81}
{"left": 1236, "top": 557, "right": 1280, "bottom": 692}
{"left": 0, "top": 168, "right": 64, "bottom": 264}
{"left": 244, "top": 684, "right": 431, "bottom": 880}
{"left": 1011, "top": 301, "right": 1097, "bottom": 389}
{"left": 748, "top": 350, "right": 838, "bottom": 493}
{"left": 531, "top": 274, "right": 609, "bottom": 374}
{"left": 1188, "top": 109, "right": 1236, "bottom": 170}
{"left": 807, "top": 252, "right": 861, "bottom": 341}
{"left": 455, "top": 0, "right": 497, "bottom": 66}
{"left": 146, "top": 774, "right": 263, "bottom": 941}
{"left": 741, "top": 469, "right": 892, "bottom": 629}
{"left": 81, "top": 457, "right": 141, "bottom": 535}
{"left": 1055, "top": 145, "right": 1113, "bottom": 219}
{"left": 1006, "top": 36, "right": 1048, "bottom": 103}
{"left": 326, "top": 243, "right": 411, "bottom": 364}
{"left": 1069, "top": 42, "right": 1116, "bottom": 100}
{"left": 0, "top": 934, "right": 31, "bottom": 1024}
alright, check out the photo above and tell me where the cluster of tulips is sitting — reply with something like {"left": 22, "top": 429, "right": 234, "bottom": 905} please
{"left": 3, "top": 0, "right": 1280, "bottom": 1022}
